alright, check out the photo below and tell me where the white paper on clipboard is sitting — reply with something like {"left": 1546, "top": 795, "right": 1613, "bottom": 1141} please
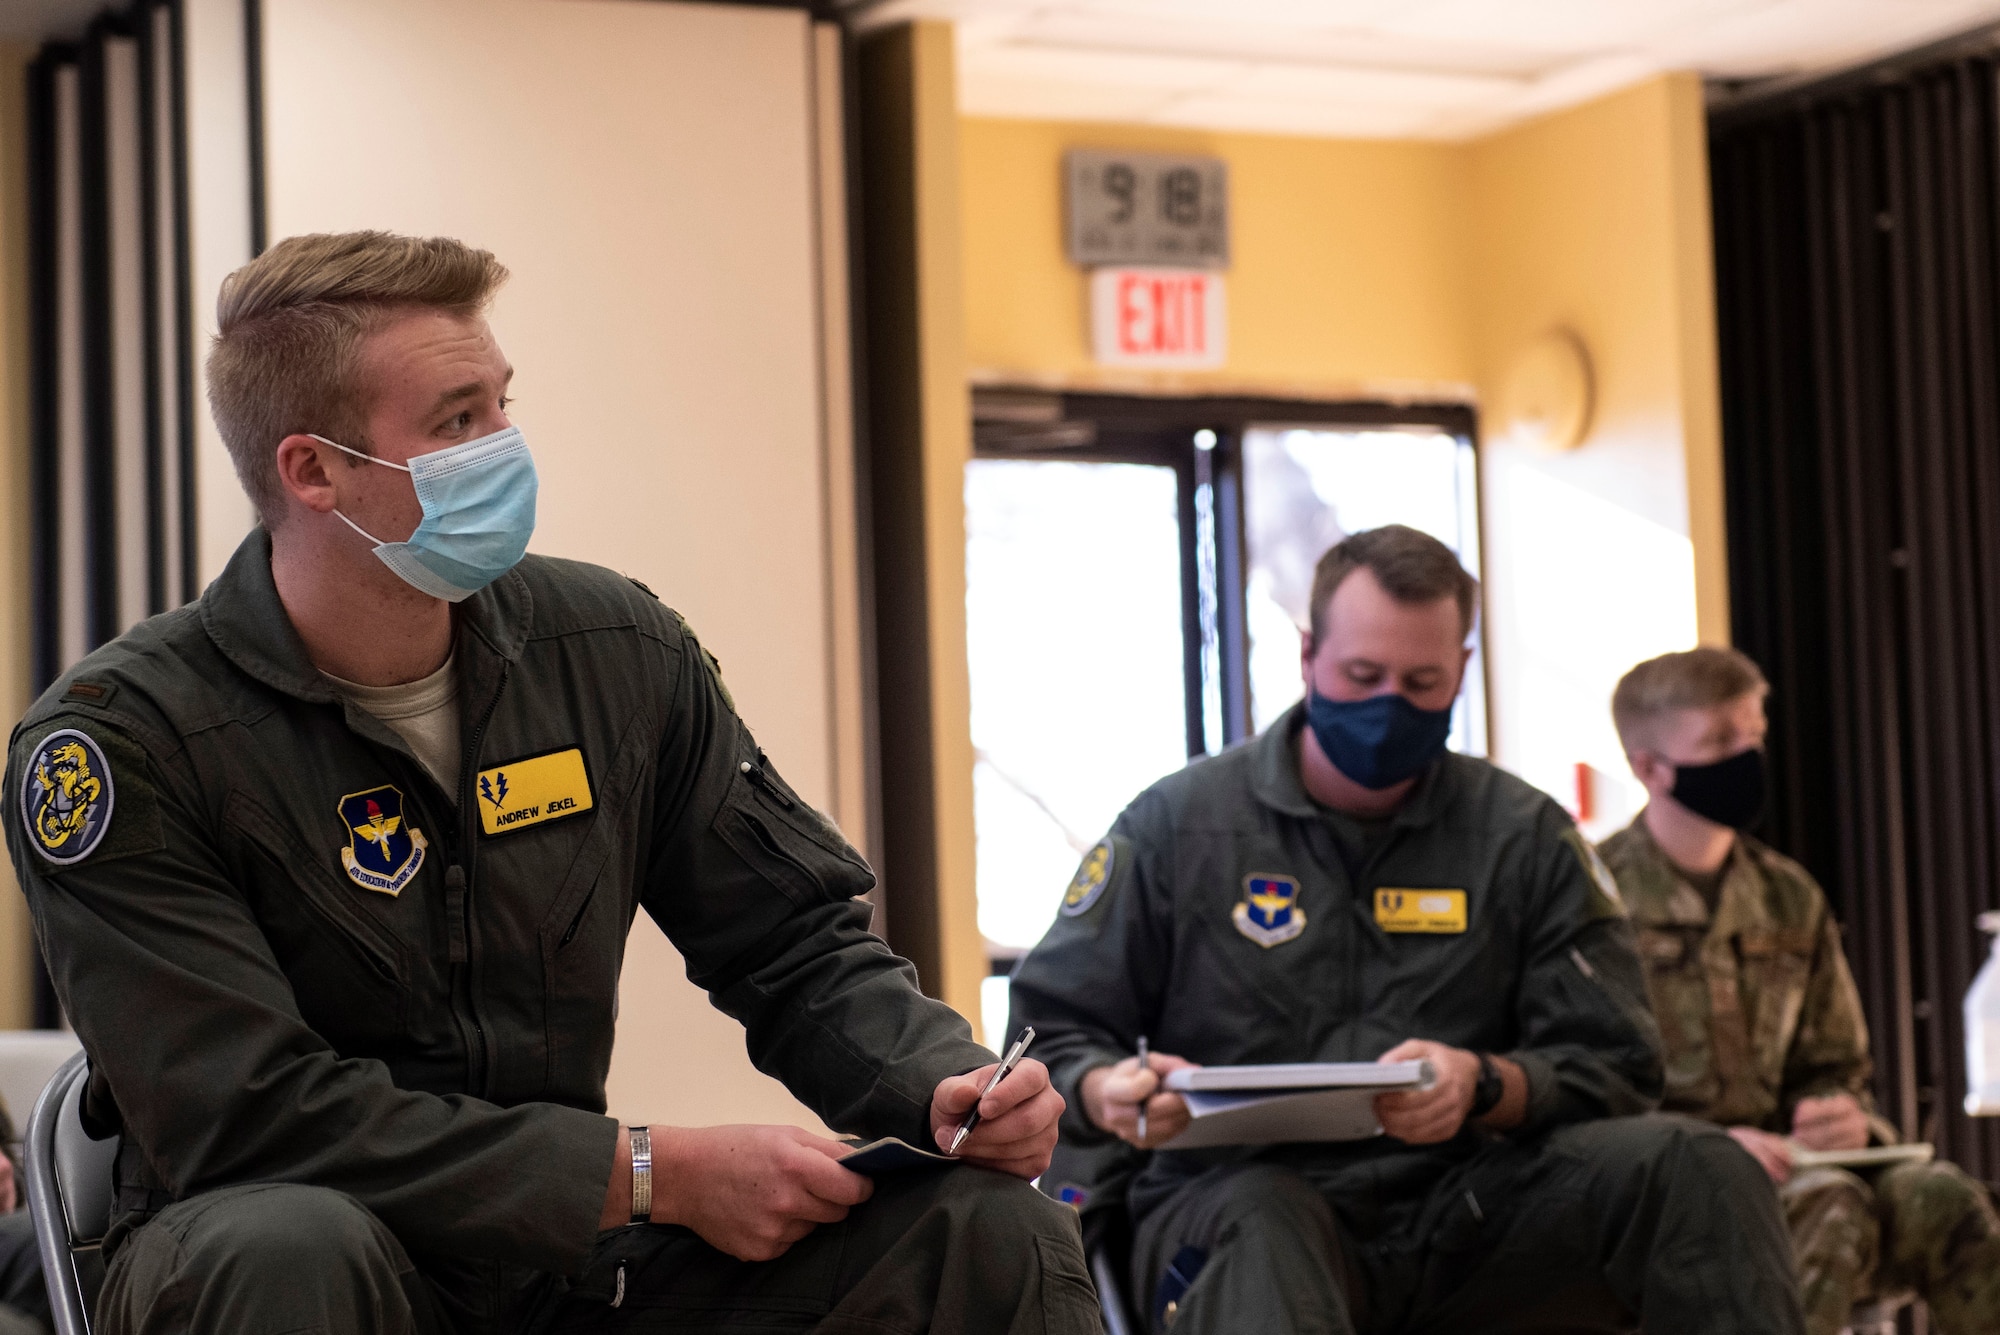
{"left": 1160, "top": 1060, "right": 1434, "bottom": 1149}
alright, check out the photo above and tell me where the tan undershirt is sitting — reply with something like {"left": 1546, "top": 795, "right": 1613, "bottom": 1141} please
{"left": 324, "top": 655, "right": 462, "bottom": 796}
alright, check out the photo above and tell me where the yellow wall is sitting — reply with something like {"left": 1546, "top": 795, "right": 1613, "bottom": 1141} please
{"left": 1467, "top": 73, "right": 1723, "bottom": 832}
{"left": 962, "top": 117, "right": 1474, "bottom": 401}
{"left": 957, "top": 75, "right": 1726, "bottom": 833}
{"left": 0, "top": 44, "right": 37, "bottom": 1028}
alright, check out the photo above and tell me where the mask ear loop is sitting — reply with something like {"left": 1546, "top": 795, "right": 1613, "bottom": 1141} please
{"left": 332, "top": 509, "right": 388, "bottom": 546}
{"left": 308, "top": 434, "right": 409, "bottom": 545}
{"left": 308, "top": 433, "right": 413, "bottom": 472}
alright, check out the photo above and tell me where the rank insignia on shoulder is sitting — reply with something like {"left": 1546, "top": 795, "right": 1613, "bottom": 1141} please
{"left": 21, "top": 728, "right": 115, "bottom": 866}
{"left": 338, "top": 785, "right": 427, "bottom": 896}
{"left": 1061, "top": 839, "right": 1115, "bottom": 917}
{"left": 477, "top": 747, "right": 594, "bottom": 836}
{"left": 1375, "top": 888, "right": 1467, "bottom": 934}
{"left": 1233, "top": 874, "right": 1305, "bottom": 947}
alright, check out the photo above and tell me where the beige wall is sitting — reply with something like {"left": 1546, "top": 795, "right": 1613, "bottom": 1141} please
{"left": 183, "top": 0, "right": 258, "bottom": 583}
{"left": 261, "top": 0, "right": 863, "bottom": 1129}
{"left": 955, "top": 75, "right": 1726, "bottom": 835}
{"left": 0, "top": 43, "right": 38, "bottom": 1028}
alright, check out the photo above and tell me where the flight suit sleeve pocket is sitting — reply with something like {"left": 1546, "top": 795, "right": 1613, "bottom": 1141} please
{"left": 714, "top": 756, "right": 873, "bottom": 907}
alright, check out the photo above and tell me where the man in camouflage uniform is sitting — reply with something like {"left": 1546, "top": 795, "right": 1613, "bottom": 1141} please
{"left": 1600, "top": 646, "right": 2000, "bottom": 1335}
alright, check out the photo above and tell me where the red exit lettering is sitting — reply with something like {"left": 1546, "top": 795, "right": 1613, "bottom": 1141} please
{"left": 1091, "top": 267, "right": 1227, "bottom": 368}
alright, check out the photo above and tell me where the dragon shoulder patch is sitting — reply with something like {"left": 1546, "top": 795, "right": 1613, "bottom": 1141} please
{"left": 21, "top": 728, "right": 116, "bottom": 866}
{"left": 1061, "top": 839, "right": 1116, "bottom": 916}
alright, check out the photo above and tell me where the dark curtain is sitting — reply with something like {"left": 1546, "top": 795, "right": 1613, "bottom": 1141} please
{"left": 1713, "top": 55, "right": 2000, "bottom": 1180}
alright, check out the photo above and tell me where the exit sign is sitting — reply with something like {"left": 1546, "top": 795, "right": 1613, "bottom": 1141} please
{"left": 1090, "top": 267, "right": 1227, "bottom": 368}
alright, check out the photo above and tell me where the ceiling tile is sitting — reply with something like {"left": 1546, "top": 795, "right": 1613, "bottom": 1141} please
{"left": 1148, "top": 91, "right": 1444, "bottom": 138}
{"left": 1368, "top": 0, "right": 1770, "bottom": 53}
{"left": 851, "top": 0, "right": 2000, "bottom": 139}
{"left": 964, "top": 42, "right": 1249, "bottom": 92}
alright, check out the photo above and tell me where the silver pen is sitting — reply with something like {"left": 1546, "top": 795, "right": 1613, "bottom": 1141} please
{"left": 948, "top": 1026, "right": 1036, "bottom": 1155}
{"left": 1136, "top": 1035, "right": 1150, "bottom": 1142}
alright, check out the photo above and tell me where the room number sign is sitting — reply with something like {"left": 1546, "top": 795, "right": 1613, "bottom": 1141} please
{"left": 1065, "top": 149, "right": 1229, "bottom": 268}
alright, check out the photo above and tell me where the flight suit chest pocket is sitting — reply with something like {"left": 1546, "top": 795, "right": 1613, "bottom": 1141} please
{"left": 222, "top": 791, "right": 410, "bottom": 1042}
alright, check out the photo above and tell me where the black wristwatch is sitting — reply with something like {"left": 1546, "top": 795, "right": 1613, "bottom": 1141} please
{"left": 1469, "top": 1052, "right": 1504, "bottom": 1119}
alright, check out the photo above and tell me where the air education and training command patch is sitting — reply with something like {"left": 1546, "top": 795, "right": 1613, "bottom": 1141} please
{"left": 1061, "top": 839, "right": 1115, "bottom": 917}
{"left": 20, "top": 728, "right": 115, "bottom": 866}
{"left": 1233, "top": 873, "right": 1306, "bottom": 947}
{"left": 338, "top": 785, "right": 427, "bottom": 896}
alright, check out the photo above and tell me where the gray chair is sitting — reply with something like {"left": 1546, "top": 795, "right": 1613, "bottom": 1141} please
{"left": 23, "top": 1052, "right": 117, "bottom": 1335}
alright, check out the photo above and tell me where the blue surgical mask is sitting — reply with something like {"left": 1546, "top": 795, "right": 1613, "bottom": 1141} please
{"left": 316, "top": 426, "right": 538, "bottom": 602}
{"left": 1304, "top": 689, "right": 1453, "bottom": 790}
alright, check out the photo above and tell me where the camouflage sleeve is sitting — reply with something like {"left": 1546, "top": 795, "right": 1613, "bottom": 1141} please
{"left": 1009, "top": 792, "right": 1172, "bottom": 1144}
{"left": 1504, "top": 815, "right": 1667, "bottom": 1133}
{"left": 1779, "top": 907, "right": 1878, "bottom": 1121}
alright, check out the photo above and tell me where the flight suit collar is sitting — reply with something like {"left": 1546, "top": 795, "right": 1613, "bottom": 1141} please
{"left": 1249, "top": 699, "right": 1455, "bottom": 830}
{"left": 200, "top": 526, "right": 534, "bottom": 706}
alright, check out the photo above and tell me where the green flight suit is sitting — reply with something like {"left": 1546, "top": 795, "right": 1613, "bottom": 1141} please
{"left": 1599, "top": 816, "right": 2000, "bottom": 1335}
{"left": 5, "top": 530, "right": 1094, "bottom": 1335}
{"left": 1011, "top": 705, "right": 1806, "bottom": 1335}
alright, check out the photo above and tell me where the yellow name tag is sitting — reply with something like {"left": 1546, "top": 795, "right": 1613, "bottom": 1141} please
{"left": 1374, "top": 888, "right": 1468, "bottom": 933}
{"left": 476, "top": 748, "right": 594, "bottom": 836}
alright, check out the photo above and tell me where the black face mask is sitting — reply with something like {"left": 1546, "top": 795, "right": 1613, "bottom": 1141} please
{"left": 1670, "top": 746, "right": 1766, "bottom": 830}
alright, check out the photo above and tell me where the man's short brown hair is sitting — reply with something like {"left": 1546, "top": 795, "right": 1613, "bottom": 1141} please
{"left": 1611, "top": 646, "right": 1769, "bottom": 750}
{"left": 1308, "top": 525, "right": 1479, "bottom": 642}
{"left": 206, "top": 231, "right": 510, "bottom": 521}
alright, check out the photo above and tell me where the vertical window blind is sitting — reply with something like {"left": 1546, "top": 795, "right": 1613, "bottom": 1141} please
{"left": 28, "top": 1, "right": 198, "bottom": 696}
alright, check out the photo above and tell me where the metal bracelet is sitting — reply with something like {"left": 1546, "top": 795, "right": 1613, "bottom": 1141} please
{"left": 629, "top": 1125, "right": 652, "bottom": 1225}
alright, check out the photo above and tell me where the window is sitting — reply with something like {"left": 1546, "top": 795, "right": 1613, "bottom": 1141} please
{"left": 963, "top": 459, "right": 1189, "bottom": 955}
{"left": 966, "top": 393, "right": 1482, "bottom": 1047}
{"left": 1242, "top": 426, "right": 1486, "bottom": 753}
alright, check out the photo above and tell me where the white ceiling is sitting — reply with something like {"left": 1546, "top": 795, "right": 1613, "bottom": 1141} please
{"left": 841, "top": 0, "right": 2000, "bottom": 139}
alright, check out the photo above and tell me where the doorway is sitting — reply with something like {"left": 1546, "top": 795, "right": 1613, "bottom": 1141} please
{"left": 964, "top": 389, "right": 1484, "bottom": 1045}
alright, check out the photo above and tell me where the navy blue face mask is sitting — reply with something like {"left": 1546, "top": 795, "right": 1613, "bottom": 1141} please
{"left": 1305, "top": 690, "right": 1454, "bottom": 790}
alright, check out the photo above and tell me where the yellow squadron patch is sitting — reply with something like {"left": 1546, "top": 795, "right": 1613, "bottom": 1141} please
{"left": 21, "top": 729, "right": 115, "bottom": 866}
{"left": 1061, "top": 839, "right": 1115, "bottom": 917}
{"left": 1375, "top": 888, "right": 1468, "bottom": 933}
{"left": 477, "top": 748, "right": 594, "bottom": 836}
